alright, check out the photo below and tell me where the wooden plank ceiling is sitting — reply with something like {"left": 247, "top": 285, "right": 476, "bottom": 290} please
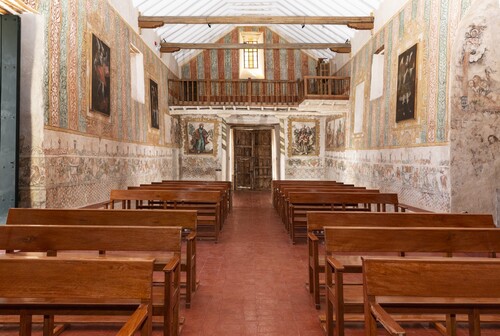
{"left": 132, "top": 0, "right": 382, "bottom": 64}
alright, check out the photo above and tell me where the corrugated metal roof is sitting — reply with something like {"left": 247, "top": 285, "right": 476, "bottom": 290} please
{"left": 132, "top": 0, "right": 381, "bottom": 65}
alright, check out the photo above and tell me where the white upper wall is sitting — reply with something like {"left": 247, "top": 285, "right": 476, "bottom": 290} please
{"left": 332, "top": 0, "right": 410, "bottom": 72}
{"left": 108, "top": 0, "right": 180, "bottom": 78}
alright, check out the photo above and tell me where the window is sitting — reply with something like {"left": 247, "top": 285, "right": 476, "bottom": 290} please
{"left": 239, "top": 32, "right": 265, "bottom": 79}
{"left": 369, "top": 46, "right": 384, "bottom": 101}
{"left": 243, "top": 41, "right": 258, "bottom": 69}
{"left": 130, "top": 44, "right": 145, "bottom": 103}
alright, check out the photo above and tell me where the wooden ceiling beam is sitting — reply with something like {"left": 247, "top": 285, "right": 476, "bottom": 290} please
{"left": 160, "top": 43, "right": 351, "bottom": 53}
{"left": 139, "top": 16, "right": 374, "bottom": 30}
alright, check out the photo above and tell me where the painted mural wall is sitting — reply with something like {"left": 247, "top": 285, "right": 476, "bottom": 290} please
{"left": 18, "top": 0, "right": 182, "bottom": 209}
{"left": 178, "top": 115, "right": 224, "bottom": 181}
{"left": 324, "top": 0, "right": 490, "bottom": 213}
{"left": 180, "top": 27, "right": 318, "bottom": 81}
{"left": 449, "top": 0, "right": 499, "bottom": 221}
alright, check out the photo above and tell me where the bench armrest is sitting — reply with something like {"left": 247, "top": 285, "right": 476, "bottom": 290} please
{"left": 186, "top": 231, "right": 197, "bottom": 241}
{"left": 307, "top": 232, "right": 319, "bottom": 242}
{"left": 163, "top": 255, "right": 181, "bottom": 273}
{"left": 396, "top": 203, "right": 432, "bottom": 213}
{"left": 116, "top": 303, "right": 150, "bottom": 336}
{"left": 370, "top": 302, "right": 405, "bottom": 336}
{"left": 326, "top": 256, "right": 345, "bottom": 272}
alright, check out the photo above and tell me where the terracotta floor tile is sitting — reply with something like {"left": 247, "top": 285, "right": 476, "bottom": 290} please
{"left": 3, "top": 191, "right": 499, "bottom": 335}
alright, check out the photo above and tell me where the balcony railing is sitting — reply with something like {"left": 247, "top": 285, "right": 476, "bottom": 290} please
{"left": 168, "top": 76, "right": 350, "bottom": 107}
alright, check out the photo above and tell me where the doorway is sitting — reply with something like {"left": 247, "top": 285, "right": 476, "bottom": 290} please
{"left": 234, "top": 129, "right": 273, "bottom": 191}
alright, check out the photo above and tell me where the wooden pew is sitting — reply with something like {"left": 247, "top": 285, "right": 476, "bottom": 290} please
{"left": 6, "top": 208, "right": 198, "bottom": 309}
{"left": 287, "top": 192, "right": 405, "bottom": 243}
{"left": 307, "top": 212, "right": 494, "bottom": 310}
{"left": 0, "top": 256, "right": 154, "bottom": 336}
{"left": 363, "top": 257, "right": 500, "bottom": 336}
{"left": 132, "top": 184, "right": 229, "bottom": 223}
{"left": 0, "top": 225, "right": 182, "bottom": 336}
{"left": 272, "top": 180, "right": 350, "bottom": 209}
{"left": 156, "top": 180, "right": 233, "bottom": 211}
{"left": 324, "top": 226, "right": 500, "bottom": 336}
{"left": 279, "top": 188, "right": 379, "bottom": 229}
{"left": 109, "top": 189, "right": 223, "bottom": 242}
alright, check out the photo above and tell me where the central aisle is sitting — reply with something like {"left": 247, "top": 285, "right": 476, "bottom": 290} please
{"left": 180, "top": 191, "right": 326, "bottom": 336}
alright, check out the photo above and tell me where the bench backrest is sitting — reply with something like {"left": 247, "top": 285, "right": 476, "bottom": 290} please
{"left": 324, "top": 227, "right": 500, "bottom": 254}
{"left": 0, "top": 256, "right": 153, "bottom": 301}
{"left": 283, "top": 188, "right": 379, "bottom": 198}
{"left": 289, "top": 192, "right": 398, "bottom": 206}
{"left": 307, "top": 212, "right": 495, "bottom": 232}
{"left": 0, "top": 225, "right": 182, "bottom": 253}
{"left": 7, "top": 208, "right": 197, "bottom": 231}
{"left": 110, "top": 189, "right": 222, "bottom": 203}
{"left": 363, "top": 257, "right": 500, "bottom": 298}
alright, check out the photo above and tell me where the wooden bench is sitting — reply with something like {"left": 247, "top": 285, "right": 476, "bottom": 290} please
{"left": 0, "top": 256, "right": 154, "bottom": 336}
{"left": 6, "top": 208, "right": 198, "bottom": 309}
{"left": 0, "top": 225, "right": 182, "bottom": 336}
{"left": 287, "top": 192, "right": 405, "bottom": 243}
{"left": 272, "top": 180, "right": 350, "bottom": 209}
{"left": 133, "top": 184, "right": 229, "bottom": 223}
{"left": 324, "top": 226, "right": 500, "bottom": 336}
{"left": 307, "top": 212, "right": 494, "bottom": 310}
{"left": 109, "top": 189, "right": 223, "bottom": 242}
{"left": 156, "top": 180, "right": 233, "bottom": 211}
{"left": 279, "top": 188, "right": 379, "bottom": 229}
{"left": 363, "top": 257, "right": 500, "bottom": 336}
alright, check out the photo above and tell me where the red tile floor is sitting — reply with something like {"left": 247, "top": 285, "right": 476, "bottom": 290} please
{"left": 1, "top": 191, "right": 499, "bottom": 335}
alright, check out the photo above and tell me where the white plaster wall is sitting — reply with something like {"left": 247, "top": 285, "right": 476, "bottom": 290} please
{"left": 40, "top": 129, "right": 176, "bottom": 208}
{"left": 351, "top": 0, "right": 410, "bottom": 54}
{"left": 108, "top": 0, "right": 138, "bottom": 31}
{"left": 19, "top": 13, "right": 48, "bottom": 208}
{"left": 449, "top": 0, "right": 500, "bottom": 224}
{"left": 325, "top": 146, "right": 451, "bottom": 212}
{"left": 108, "top": 0, "right": 180, "bottom": 77}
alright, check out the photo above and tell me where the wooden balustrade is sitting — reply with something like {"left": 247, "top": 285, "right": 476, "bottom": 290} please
{"left": 168, "top": 76, "right": 349, "bottom": 107}
{"left": 303, "top": 76, "right": 350, "bottom": 100}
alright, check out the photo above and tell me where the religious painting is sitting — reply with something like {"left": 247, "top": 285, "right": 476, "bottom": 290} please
{"left": 326, "top": 115, "right": 346, "bottom": 151}
{"left": 90, "top": 34, "right": 111, "bottom": 116}
{"left": 288, "top": 118, "right": 320, "bottom": 156}
{"left": 186, "top": 120, "right": 216, "bottom": 155}
{"left": 396, "top": 44, "right": 417, "bottom": 122}
{"left": 150, "top": 79, "right": 159, "bottom": 129}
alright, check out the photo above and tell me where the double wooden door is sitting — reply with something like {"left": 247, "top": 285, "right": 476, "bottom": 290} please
{"left": 234, "top": 129, "right": 272, "bottom": 191}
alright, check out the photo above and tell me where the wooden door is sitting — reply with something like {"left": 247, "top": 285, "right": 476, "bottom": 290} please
{"left": 253, "top": 130, "right": 272, "bottom": 190}
{"left": 234, "top": 129, "right": 272, "bottom": 191}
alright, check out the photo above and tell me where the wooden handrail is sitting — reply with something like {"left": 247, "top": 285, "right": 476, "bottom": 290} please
{"left": 168, "top": 76, "right": 349, "bottom": 107}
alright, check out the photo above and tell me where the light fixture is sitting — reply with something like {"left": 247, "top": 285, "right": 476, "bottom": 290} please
{"left": 208, "top": 23, "right": 212, "bottom": 28}
{"left": 301, "top": 24, "right": 305, "bottom": 29}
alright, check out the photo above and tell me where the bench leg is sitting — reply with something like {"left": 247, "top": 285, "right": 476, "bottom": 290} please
{"left": 468, "top": 310, "right": 480, "bottom": 336}
{"left": 333, "top": 273, "right": 345, "bottom": 336}
{"left": 446, "top": 314, "right": 457, "bottom": 336}
{"left": 313, "top": 267, "right": 320, "bottom": 310}
{"left": 19, "top": 313, "right": 32, "bottom": 336}
{"left": 185, "top": 266, "right": 192, "bottom": 309}
{"left": 326, "top": 287, "right": 334, "bottom": 336}
{"left": 43, "top": 315, "right": 54, "bottom": 336}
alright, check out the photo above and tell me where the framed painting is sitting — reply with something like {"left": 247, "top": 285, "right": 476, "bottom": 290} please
{"left": 326, "top": 114, "right": 346, "bottom": 151}
{"left": 150, "top": 79, "right": 159, "bottom": 129}
{"left": 185, "top": 120, "right": 216, "bottom": 155}
{"left": 396, "top": 43, "right": 417, "bottom": 122}
{"left": 288, "top": 118, "right": 320, "bottom": 156}
{"left": 90, "top": 34, "right": 111, "bottom": 116}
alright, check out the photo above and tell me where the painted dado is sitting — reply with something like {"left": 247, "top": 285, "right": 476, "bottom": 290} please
{"left": 19, "top": 0, "right": 181, "bottom": 208}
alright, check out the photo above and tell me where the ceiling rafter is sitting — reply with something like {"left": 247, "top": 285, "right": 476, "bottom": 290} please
{"left": 131, "top": 0, "right": 381, "bottom": 62}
